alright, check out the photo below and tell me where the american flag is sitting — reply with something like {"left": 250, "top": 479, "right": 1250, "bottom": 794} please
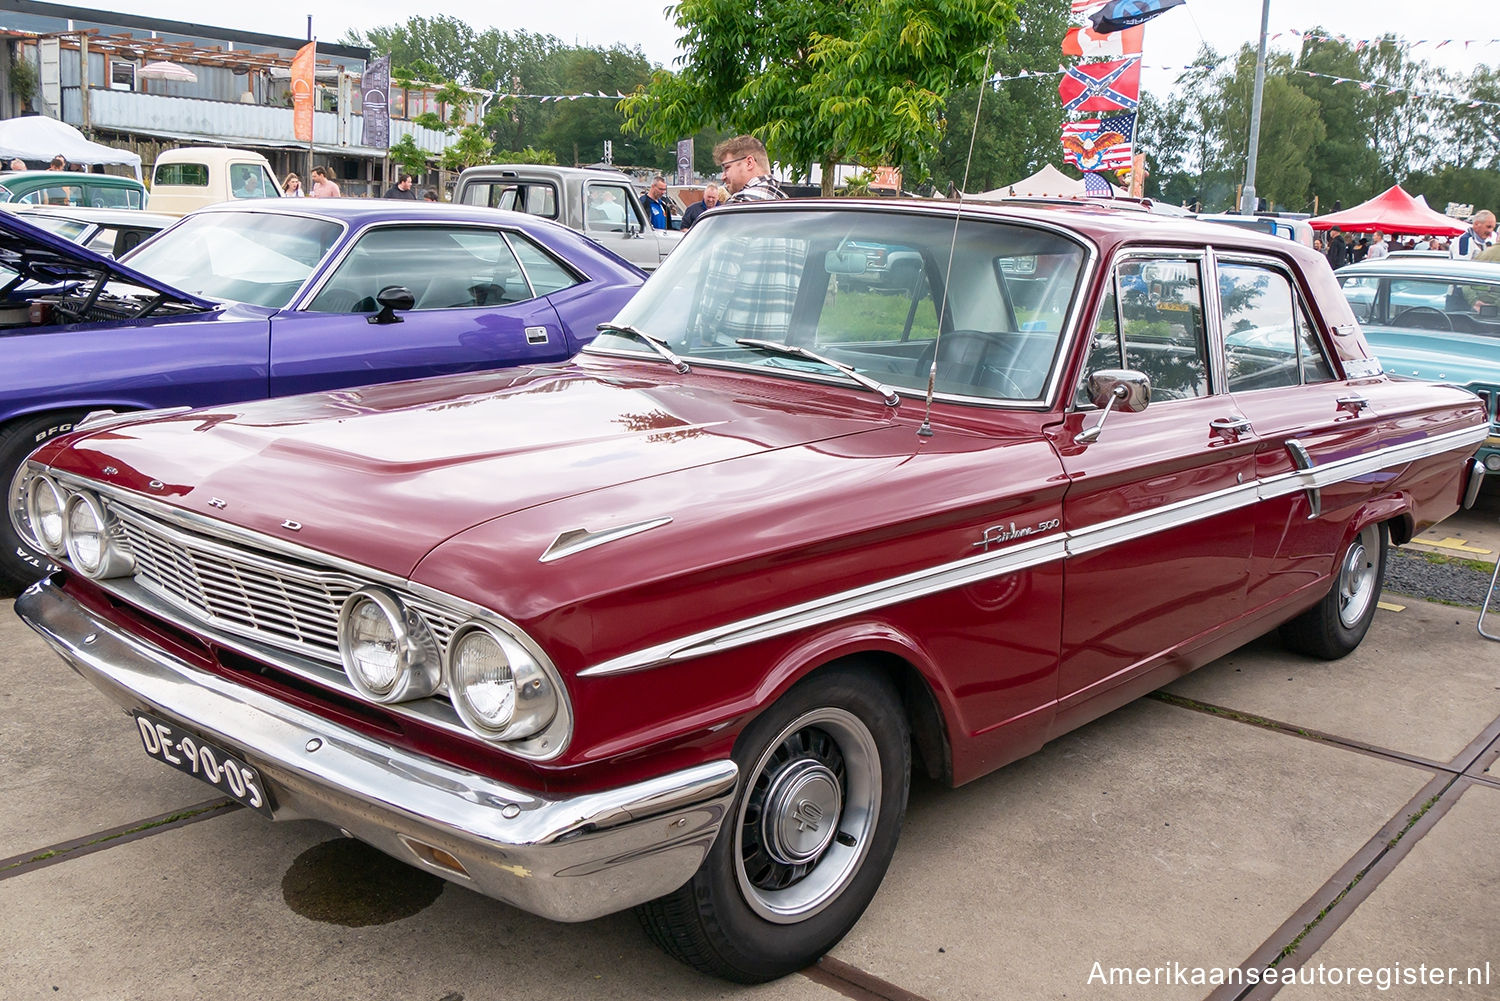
{"left": 1061, "top": 113, "right": 1136, "bottom": 171}
{"left": 1071, "top": 1, "right": 1108, "bottom": 12}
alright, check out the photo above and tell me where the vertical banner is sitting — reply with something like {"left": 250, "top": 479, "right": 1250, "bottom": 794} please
{"left": 291, "top": 41, "right": 316, "bottom": 143}
{"left": 675, "top": 138, "right": 693, "bottom": 185}
{"left": 361, "top": 54, "right": 391, "bottom": 149}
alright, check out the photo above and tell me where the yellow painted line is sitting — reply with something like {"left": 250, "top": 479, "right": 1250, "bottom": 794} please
{"left": 1420, "top": 537, "right": 1494, "bottom": 556}
{"left": 1377, "top": 600, "right": 1406, "bottom": 612}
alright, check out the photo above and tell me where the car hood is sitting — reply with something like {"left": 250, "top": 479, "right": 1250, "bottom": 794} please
{"left": 0, "top": 210, "right": 213, "bottom": 307}
{"left": 43, "top": 364, "right": 900, "bottom": 577}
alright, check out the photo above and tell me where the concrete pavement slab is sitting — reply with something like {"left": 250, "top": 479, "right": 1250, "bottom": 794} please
{"left": 1277, "top": 782, "right": 1500, "bottom": 1001}
{"left": 0, "top": 811, "right": 844, "bottom": 1001}
{"left": 828, "top": 699, "right": 1434, "bottom": 1001}
{"left": 0, "top": 598, "right": 211, "bottom": 859}
{"left": 1165, "top": 600, "right": 1499, "bottom": 764}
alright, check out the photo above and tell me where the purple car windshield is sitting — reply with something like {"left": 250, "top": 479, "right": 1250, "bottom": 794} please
{"left": 124, "top": 212, "right": 341, "bottom": 308}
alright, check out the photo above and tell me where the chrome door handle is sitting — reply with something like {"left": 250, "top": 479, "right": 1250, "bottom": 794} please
{"left": 1337, "top": 395, "right": 1370, "bottom": 414}
{"left": 1210, "top": 416, "right": 1253, "bottom": 438}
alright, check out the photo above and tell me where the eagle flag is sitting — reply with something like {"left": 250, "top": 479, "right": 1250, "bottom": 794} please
{"left": 1089, "top": 0, "right": 1186, "bottom": 35}
{"left": 1061, "top": 113, "right": 1136, "bottom": 172}
{"left": 1057, "top": 57, "right": 1141, "bottom": 112}
{"left": 1062, "top": 24, "right": 1144, "bottom": 58}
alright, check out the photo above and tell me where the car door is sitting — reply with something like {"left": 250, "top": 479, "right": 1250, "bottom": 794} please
{"left": 581, "top": 180, "right": 660, "bottom": 271}
{"left": 268, "top": 223, "right": 575, "bottom": 396}
{"left": 1221, "top": 255, "right": 1400, "bottom": 607}
{"left": 1052, "top": 251, "right": 1257, "bottom": 726}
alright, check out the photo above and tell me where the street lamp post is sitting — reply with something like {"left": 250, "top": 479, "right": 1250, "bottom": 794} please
{"left": 1239, "top": 0, "right": 1271, "bottom": 215}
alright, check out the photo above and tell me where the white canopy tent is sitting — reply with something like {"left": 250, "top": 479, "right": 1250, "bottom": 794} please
{"left": 0, "top": 116, "right": 142, "bottom": 179}
{"left": 973, "top": 163, "right": 1126, "bottom": 199}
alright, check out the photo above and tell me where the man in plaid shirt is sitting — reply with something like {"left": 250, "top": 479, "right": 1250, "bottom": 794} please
{"left": 715, "top": 135, "right": 787, "bottom": 203}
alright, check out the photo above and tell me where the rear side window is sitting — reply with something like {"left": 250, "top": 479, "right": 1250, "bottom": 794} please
{"left": 155, "top": 163, "right": 209, "bottom": 187}
{"left": 91, "top": 184, "right": 143, "bottom": 209}
{"left": 507, "top": 233, "right": 581, "bottom": 295}
{"left": 1219, "top": 262, "right": 1334, "bottom": 390}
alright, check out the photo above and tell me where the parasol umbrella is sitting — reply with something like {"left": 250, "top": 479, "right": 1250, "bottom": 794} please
{"left": 138, "top": 61, "right": 198, "bottom": 83}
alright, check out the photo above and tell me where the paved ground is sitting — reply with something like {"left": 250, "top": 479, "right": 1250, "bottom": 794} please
{"left": 2, "top": 497, "right": 1497, "bottom": 1001}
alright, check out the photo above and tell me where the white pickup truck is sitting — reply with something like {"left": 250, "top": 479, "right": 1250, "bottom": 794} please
{"left": 454, "top": 164, "right": 680, "bottom": 272}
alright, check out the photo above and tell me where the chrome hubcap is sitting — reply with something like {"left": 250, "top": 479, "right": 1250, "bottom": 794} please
{"left": 761, "top": 760, "right": 842, "bottom": 865}
{"left": 735, "top": 707, "right": 880, "bottom": 923}
{"left": 1338, "top": 525, "right": 1379, "bottom": 628}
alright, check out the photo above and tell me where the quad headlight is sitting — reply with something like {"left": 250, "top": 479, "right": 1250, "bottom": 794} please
{"left": 61, "top": 490, "right": 134, "bottom": 579}
{"left": 25, "top": 474, "right": 69, "bottom": 555}
{"left": 446, "top": 622, "right": 559, "bottom": 742}
{"left": 337, "top": 588, "right": 441, "bottom": 703}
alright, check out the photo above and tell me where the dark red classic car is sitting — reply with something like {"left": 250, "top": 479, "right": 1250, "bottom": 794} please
{"left": 14, "top": 200, "right": 1490, "bottom": 982}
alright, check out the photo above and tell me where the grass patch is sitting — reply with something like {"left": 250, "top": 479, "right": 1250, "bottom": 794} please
{"left": 0, "top": 800, "right": 235, "bottom": 874}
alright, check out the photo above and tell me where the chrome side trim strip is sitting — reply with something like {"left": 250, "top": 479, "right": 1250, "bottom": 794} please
{"left": 580, "top": 421, "right": 1488, "bottom": 677}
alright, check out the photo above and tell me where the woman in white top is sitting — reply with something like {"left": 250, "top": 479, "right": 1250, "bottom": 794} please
{"left": 282, "top": 173, "right": 304, "bottom": 197}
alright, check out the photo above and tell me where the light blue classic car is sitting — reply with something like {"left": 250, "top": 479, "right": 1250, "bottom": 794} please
{"left": 1337, "top": 258, "right": 1500, "bottom": 476}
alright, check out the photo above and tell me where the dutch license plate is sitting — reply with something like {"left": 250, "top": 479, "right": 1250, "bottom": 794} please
{"left": 133, "top": 711, "right": 273, "bottom": 818}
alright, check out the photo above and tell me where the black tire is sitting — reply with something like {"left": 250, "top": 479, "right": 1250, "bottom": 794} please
{"left": 636, "top": 664, "right": 910, "bottom": 983}
{"left": 1280, "top": 521, "right": 1388, "bottom": 660}
{"left": 0, "top": 411, "right": 86, "bottom": 594}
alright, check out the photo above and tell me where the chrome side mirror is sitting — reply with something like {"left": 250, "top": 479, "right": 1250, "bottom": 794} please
{"left": 1075, "top": 369, "right": 1151, "bottom": 445}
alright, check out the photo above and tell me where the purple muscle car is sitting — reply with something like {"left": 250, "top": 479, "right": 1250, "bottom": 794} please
{"left": 0, "top": 200, "right": 645, "bottom": 590}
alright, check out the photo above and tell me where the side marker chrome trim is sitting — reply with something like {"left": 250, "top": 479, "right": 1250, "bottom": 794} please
{"left": 579, "top": 422, "right": 1489, "bottom": 678}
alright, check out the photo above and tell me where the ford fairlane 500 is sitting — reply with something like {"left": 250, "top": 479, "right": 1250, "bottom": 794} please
{"left": 0, "top": 201, "right": 644, "bottom": 590}
{"left": 14, "top": 200, "right": 1489, "bottom": 982}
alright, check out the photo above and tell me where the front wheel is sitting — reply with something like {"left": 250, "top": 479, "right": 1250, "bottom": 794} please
{"left": 1, "top": 412, "right": 86, "bottom": 594}
{"left": 636, "top": 665, "right": 910, "bottom": 982}
{"left": 1280, "top": 521, "right": 1388, "bottom": 659}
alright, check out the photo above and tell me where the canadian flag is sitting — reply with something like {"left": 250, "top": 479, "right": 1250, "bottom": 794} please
{"left": 1062, "top": 25, "right": 1144, "bottom": 58}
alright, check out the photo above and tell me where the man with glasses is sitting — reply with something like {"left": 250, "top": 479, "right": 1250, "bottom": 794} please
{"left": 713, "top": 135, "right": 786, "bottom": 203}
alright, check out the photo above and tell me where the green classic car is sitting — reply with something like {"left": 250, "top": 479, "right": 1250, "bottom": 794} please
{"left": 1338, "top": 257, "right": 1500, "bottom": 475}
{"left": 0, "top": 169, "right": 147, "bottom": 209}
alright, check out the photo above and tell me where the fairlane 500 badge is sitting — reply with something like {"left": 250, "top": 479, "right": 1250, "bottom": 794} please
{"left": 973, "top": 518, "right": 1060, "bottom": 551}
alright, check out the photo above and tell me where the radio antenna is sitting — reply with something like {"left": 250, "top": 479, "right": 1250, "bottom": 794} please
{"left": 919, "top": 46, "right": 994, "bottom": 439}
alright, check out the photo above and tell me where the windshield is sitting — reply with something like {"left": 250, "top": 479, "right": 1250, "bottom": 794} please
{"left": 123, "top": 211, "right": 341, "bottom": 308}
{"left": 590, "top": 208, "right": 1087, "bottom": 402}
{"left": 18, "top": 215, "right": 90, "bottom": 242}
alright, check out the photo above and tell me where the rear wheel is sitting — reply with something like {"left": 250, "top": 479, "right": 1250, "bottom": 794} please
{"left": 1280, "top": 521, "right": 1388, "bottom": 659}
{"left": 0, "top": 412, "right": 85, "bottom": 594}
{"left": 636, "top": 665, "right": 910, "bottom": 982}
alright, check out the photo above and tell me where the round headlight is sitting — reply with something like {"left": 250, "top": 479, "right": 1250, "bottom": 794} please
{"left": 63, "top": 492, "right": 133, "bottom": 578}
{"left": 447, "top": 623, "right": 558, "bottom": 741}
{"left": 26, "top": 475, "right": 68, "bottom": 555}
{"left": 337, "top": 588, "right": 440, "bottom": 703}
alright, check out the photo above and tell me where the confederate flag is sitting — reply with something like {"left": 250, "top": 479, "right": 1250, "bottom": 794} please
{"left": 1057, "top": 57, "right": 1141, "bottom": 113}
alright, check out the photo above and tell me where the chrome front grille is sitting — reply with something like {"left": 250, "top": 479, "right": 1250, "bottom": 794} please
{"left": 109, "top": 504, "right": 465, "bottom": 665}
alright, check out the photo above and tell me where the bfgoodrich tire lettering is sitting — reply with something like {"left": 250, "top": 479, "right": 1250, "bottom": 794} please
{"left": 636, "top": 664, "right": 910, "bottom": 982}
{"left": 1280, "top": 521, "right": 1388, "bottom": 660}
{"left": 0, "top": 412, "right": 85, "bottom": 593}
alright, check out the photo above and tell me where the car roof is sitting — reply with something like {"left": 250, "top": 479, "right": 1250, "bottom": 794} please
{"left": 0, "top": 170, "right": 143, "bottom": 186}
{"left": 11, "top": 204, "right": 177, "bottom": 227}
{"left": 709, "top": 197, "right": 1314, "bottom": 258}
{"left": 1337, "top": 258, "right": 1500, "bottom": 280}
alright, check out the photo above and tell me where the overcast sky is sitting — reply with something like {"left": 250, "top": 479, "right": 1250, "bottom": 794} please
{"left": 124, "top": 0, "right": 1496, "bottom": 97}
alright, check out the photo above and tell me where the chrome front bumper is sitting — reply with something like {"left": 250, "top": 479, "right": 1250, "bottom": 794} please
{"left": 16, "top": 578, "right": 738, "bottom": 922}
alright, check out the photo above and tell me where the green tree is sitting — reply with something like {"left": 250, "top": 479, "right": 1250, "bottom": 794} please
{"left": 387, "top": 134, "right": 432, "bottom": 176}
{"left": 928, "top": 0, "right": 1068, "bottom": 195}
{"left": 622, "top": 0, "right": 1019, "bottom": 194}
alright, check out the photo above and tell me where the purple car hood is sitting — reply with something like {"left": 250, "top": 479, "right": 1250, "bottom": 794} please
{"left": 0, "top": 210, "right": 214, "bottom": 307}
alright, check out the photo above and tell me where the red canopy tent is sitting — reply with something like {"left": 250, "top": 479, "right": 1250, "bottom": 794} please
{"left": 1308, "top": 184, "right": 1467, "bottom": 236}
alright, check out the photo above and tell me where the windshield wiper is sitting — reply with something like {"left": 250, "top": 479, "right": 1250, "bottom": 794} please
{"left": 734, "top": 338, "right": 900, "bottom": 407}
{"left": 597, "top": 322, "right": 690, "bottom": 373}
